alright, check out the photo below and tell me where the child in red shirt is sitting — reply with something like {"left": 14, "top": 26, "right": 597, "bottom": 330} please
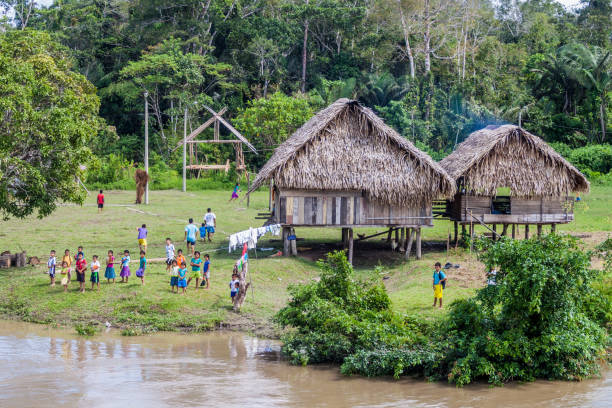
{"left": 97, "top": 190, "right": 105, "bottom": 212}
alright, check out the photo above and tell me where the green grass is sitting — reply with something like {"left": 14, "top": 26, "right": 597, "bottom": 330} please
{"left": 0, "top": 185, "right": 610, "bottom": 335}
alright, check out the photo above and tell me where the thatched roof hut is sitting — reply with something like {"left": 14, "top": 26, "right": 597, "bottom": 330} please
{"left": 249, "top": 98, "right": 455, "bottom": 205}
{"left": 440, "top": 125, "right": 589, "bottom": 197}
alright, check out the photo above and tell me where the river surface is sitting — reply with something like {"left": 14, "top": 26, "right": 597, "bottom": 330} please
{"left": 0, "top": 320, "right": 610, "bottom": 408}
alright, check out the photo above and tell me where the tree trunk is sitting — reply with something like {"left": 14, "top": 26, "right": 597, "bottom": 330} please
{"left": 600, "top": 99, "right": 607, "bottom": 143}
{"left": 398, "top": 1, "right": 415, "bottom": 78}
{"left": 301, "top": 1, "right": 309, "bottom": 93}
{"left": 423, "top": 0, "right": 431, "bottom": 74}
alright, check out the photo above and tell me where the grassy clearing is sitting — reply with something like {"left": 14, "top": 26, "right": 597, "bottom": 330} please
{"left": 0, "top": 185, "right": 610, "bottom": 335}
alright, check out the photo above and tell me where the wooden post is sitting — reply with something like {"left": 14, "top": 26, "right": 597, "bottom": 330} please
{"left": 283, "top": 227, "right": 289, "bottom": 256}
{"left": 525, "top": 224, "right": 529, "bottom": 240}
{"left": 492, "top": 224, "right": 497, "bottom": 241}
{"left": 415, "top": 228, "right": 422, "bottom": 260}
{"left": 551, "top": 223, "right": 556, "bottom": 234}
{"left": 394, "top": 228, "right": 399, "bottom": 247}
{"left": 246, "top": 172, "right": 251, "bottom": 208}
{"left": 268, "top": 178, "right": 273, "bottom": 211}
{"left": 341, "top": 228, "right": 348, "bottom": 249}
{"left": 290, "top": 227, "right": 297, "bottom": 256}
{"left": 512, "top": 224, "right": 516, "bottom": 239}
{"left": 501, "top": 224, "right": 509, "bottom": 237}
{"left": 386, "top": 228, "right": 393, "bottom": 243}
{"left": 214, "top": 118, "right": 219, "bottom": 141}
{"left": 537, "top": 224, "right": 542, "bottom": 238}
{"left": 405, "top": 228, "right": 414, "bottom": 260}
{"left": 144, "top": 92, "right": 149, "bottom": 204}
{"left": 400, "top": 227, "right": 406, "bottom": 248}
{"left": 182, "top": 107, "right": 187, "bottom": 192}
{"left": 348, "top": 228, "right": 354, "bottom": 264}
{"left": 453, "top": 221, "right": 458, "bottom": 245}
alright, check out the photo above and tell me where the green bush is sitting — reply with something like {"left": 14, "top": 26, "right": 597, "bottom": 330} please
{"left": 277, "top": 237, "right": 610, "bottom": 386}
{"left": 275, "top": 251, "right": 418, "bottom": 366}
{"left": 568, "top": 144, "right": 612, "bottom": 174}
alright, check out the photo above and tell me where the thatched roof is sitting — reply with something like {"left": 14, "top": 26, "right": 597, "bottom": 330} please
{"left": 248, "top": 99, "right": 455, "bottom": 206}
{"left": 440, "top": 125, "right": 589, "bottom": 197}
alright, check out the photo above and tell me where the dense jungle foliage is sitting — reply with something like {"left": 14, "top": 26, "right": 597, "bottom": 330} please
{"left": 0, "top": 1, "right": 611, "bottom": 215}
{"left": 276, "top": 237, "right": 610, "bottom": 386}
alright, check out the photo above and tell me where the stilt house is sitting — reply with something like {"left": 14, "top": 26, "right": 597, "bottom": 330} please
{"left": 247, "top": 99, "right": 455, "bottom": 262}
{"left": 439, "top": 125, "right": 589, "bottom": 239}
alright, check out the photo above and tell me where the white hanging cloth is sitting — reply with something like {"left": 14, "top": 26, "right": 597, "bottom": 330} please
{"left": 228, "top": 224, "right": 281, "bottom": 252}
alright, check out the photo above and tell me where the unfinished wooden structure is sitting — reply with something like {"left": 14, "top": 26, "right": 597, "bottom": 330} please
{"left": 247, "top": 99, "right": 455, "bottom": 263}
{"left": 439, "top": 125, "right": 589, "bottom": 241}
{"left": 176, "top": 106, "right": 257, "bottom": 177}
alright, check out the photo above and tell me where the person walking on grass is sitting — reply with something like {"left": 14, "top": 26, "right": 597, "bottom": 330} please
{"left": 184, "top": 218, "right": 198, "bottom": 256}
{"left": 432, "top": 262, "right": 447, "bottom": 309}
{"left": 47, "top": 250, "right": 56, "bottom": 287}
{"left": 188, "top": 251, "right": 203, "bottom": 289}
{"left": 90, "top": 255, "right": 101, "bottom": 291}
{"left": 97, "top": 190, "right": 105, "bottom": 213}
{"left": 105, "top": 250, "right": 116, "bottom": 284}
{"left": 165, "top": 238, "right": 175, "bottom": 272}
{"left": 75, "top": 253, "right": 87, "bottom": 293}
{"left": 178, "top": 261, "right": 188, "bottom": 295}
{"left": 136, "top": 250, "right": 146, "bottom": 286}
{"left": 120, "top": 250, "right": 131, "bottom": 283}
{"left": 137, "top": 224, "right": 148, "bottom": 253}
{"left": 204, "top": 208, "right": 216, "bottom": 242}
{"left": 229, "top": 183, "right": 240, "bottom": 202}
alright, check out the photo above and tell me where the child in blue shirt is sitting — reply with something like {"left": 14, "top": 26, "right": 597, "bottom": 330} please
{"left": 432, "top": 262, "right": 447, "bottom": 308}
{"left": 178, "top": 261, "right": 187, "bottom": 295}
{"left": 136, "top": 250, "right": 146, "bottom": 285}
{"left": 199, "top": 223, "right": 207, "bottom": 242}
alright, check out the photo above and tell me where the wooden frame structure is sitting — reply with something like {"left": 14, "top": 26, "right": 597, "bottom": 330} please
{"left": 176, "top": 106, "right": 257, "bottom": 177}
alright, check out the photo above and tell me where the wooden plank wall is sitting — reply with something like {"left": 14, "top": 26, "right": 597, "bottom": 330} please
{"left": 278, "top": 190, "right": 431, "bottom": 227}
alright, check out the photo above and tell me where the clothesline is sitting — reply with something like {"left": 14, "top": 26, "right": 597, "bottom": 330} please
{"left": 228, "top": 224, "right": 281, "bottom": 252}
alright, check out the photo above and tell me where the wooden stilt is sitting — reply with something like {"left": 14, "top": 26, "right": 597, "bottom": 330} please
{"left": 512, "top": 224, "right": 516, "bottom": 239}
{"left": 551, "top": 223, "right": 556, "bottom": 233}
{"left": 525, "top": 224, "right": 529, "bottom": 240}
{"left": 537, "top": 224, "right": 542, "bottom": 238}
{"left": 342, "top": 228, "right": 348, "bottom": 249}
{"left": 492, "top": 224, "right": 497, "bottom": 241}
{"left": 386, "top": 228, "right": 393, "bottom": 243}
{"left": 416, "top": 228, "right": 422, "bottom": 260}
{"left": 501, "top": 224, "right": 509, "bottom": 237}
{"left": 453, "top": 221, "right": 458, "bottom": 245}
{"left": 246, "top": 172, "right": 251, "bottom": 208}
{"left": 400, "top": 228, "right": 406, "bottom": 248}
{"left": 405, "top": 228, "right": 414, "bottom": 260}
{"left": 348, "top": 228, "right": 354, "bottom": 264}
{"left": 461, "top": 223, "right": 466, "bottom": 236}
{"left": 290, "top": 227, "right": 297, "bottom": 256}
{"left": 283, "top": 227, "right": 289, "bottom": 256}
{"left": 268, "top": 178, "right": 273, "bottom": 211}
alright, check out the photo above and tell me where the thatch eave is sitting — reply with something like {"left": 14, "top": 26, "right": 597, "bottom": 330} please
{"left": 440, "top": 125, "right": 589, "bottom": 197}
{"left": 248, "top": 99, "right": 455, "bottom": 206}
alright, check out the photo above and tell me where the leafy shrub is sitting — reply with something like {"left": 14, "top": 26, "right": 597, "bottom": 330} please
{"left": 275, "top": 251, "right": 418, "bottom": 366}
{"left": 569, "top": 144, "right": 612, "bottom": 174}
{"left": 75, "top": 323, "right": 97, "bottom": 336}
{"left": 442, "top": 235, "right": 608, "bottom": 386}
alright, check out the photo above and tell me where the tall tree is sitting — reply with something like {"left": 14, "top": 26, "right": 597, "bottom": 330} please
{"left": 0, "top": 30, "right": 104, "bottom": 218}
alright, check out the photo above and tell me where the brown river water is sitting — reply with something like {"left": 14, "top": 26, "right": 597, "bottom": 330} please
{"left": 0, "top": 320, "right": 610, "bottom": 408}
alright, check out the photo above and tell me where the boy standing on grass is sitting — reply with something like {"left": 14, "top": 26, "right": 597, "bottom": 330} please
{"left": 432, "top": 262, "right": 447, "bottom": 309}
{"left": 229, "top": 274, "right": 239, "bottom": 300}
{"left": 184, "top": 218, "right": 198, "bottom": 256}
{"left": 137, "top": 224, "right": 148, "bottom": 253}
{"left": 97, "top": 190, "right": 105, "bottom": 213}
{"left": 75, "top": 253, "right": 87, "bottom": 293}
{"left": 170, "top": 259, "right": 179, "bottom": 293}
{"left": 62, "top": 249, "right": 72, "bottom": 270}
{"left": 47, "top": 250, "right": 56, "bottom": 287}
{"left": 202, "top": 254, "right": 211, "bottom": 289}
{"left": 165, "top": 238, "right": 175, "bottom": 272}
{"left": 188, "top": 251, "right": 203, "bottom": 289}
{"left": 204, "top": 208, "right": 216, "bottom": 242}
{"left": 90, "top": 255, "right": 101, "bottom": 291}
{"left": 178, "top": 261, "right": 187, "bottom": 295}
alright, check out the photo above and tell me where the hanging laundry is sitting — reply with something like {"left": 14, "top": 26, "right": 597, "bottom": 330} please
{"left": 228, "top": 224, "right": 282, "bottom": 252}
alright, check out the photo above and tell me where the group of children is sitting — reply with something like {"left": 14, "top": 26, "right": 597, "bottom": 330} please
{"left": 47, "top": 247, "right": 147, "bottom": 293}
{"left": 164, "top": 238, "right": 212, "bottom": 294}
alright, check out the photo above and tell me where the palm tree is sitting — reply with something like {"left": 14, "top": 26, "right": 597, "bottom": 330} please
{"left": 357, "top": 73, "right": 411, "bottom": 108}
{"left": 562, "top": 43, "right": 610, "bottom": 143}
